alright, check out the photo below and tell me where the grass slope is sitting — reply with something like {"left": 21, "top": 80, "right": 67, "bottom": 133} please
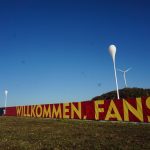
{"left": 0, "top": 117, "right": 150, "bottom": 150}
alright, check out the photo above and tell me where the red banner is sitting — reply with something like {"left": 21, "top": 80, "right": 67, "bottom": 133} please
{"left": 2, "top": 97, "right": 150, "bottom": 123}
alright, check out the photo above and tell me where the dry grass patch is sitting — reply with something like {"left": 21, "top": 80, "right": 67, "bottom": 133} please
{"left": 0, "top": 117, "right": 150, "bottom": 150}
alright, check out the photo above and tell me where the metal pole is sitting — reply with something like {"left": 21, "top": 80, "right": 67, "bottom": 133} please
{"left": 113, "top": 59, "right": 120, "bottom": 99}
{"left": 4, "top": 90, "right": 8, "bottom": 115}
{"left": 124, "top": 73, "right": 127, "bottom": 87}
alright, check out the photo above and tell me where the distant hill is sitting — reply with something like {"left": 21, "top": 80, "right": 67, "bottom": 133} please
{"left": 91, "top": 88, "right": 150, "bottom": 101}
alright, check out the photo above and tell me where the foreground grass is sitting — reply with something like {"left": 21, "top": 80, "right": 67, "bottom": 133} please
{"left": 0, "top": 117, "right": 150, "bottom": 150}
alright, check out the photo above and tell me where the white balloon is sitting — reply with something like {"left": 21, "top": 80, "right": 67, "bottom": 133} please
{"left": 5, "top": 90, "right": 8, "bottom": 95}
{"left": 108, "top": 44, "right": 116, "bottom": 62}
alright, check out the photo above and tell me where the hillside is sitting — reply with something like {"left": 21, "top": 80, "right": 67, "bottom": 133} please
{"left": 92, "top": 88, "right": 150, "bottom": 101}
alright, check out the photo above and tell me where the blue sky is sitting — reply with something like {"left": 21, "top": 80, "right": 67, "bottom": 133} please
{"left": 0, "top": 0, "right": 150, "bottom": 106}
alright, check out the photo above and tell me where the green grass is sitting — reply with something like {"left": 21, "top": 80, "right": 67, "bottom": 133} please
{"left": 0, "top": 117, "right": 150, "bottom": 150}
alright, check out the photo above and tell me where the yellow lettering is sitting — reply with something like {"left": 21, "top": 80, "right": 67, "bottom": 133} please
{"left": 36, "top": 105, "right": 43, "bottom": 117}
{"left": 16, "top": 106, "right": 23, "bottom": 116}
{"left": 63, "top": 103, "right": 70, "bottom": 119}
{"left": 105, "top": 101, "right": 122, "bottom": 121}
{"left": 23, "top": 106, "right": 27, "bottom": 117}
{"left": 123, "top": 98, "right": 143, "bottom": 122}
{"left": 43, "top": 105, "right": 51, "bottom": 118}
{"left": 146, "top": 97, "right": 150, "bottom": 122}
{"left": 71, "top": 102, "right": 81, "bottom": 119}
{"left": 95, "top": 100, "right": 104, "bottom": 120}
{"left": 26, "top": 106, "right": 30, "bottom": 117}
{"left": 21, "top": 106, "right": 24, "bottom": 116}
{"left": 52, "top": 104, "right": 62, "bottom": 118}
{"left": 31, "top": 105, "right": 36, "bottom": 117}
